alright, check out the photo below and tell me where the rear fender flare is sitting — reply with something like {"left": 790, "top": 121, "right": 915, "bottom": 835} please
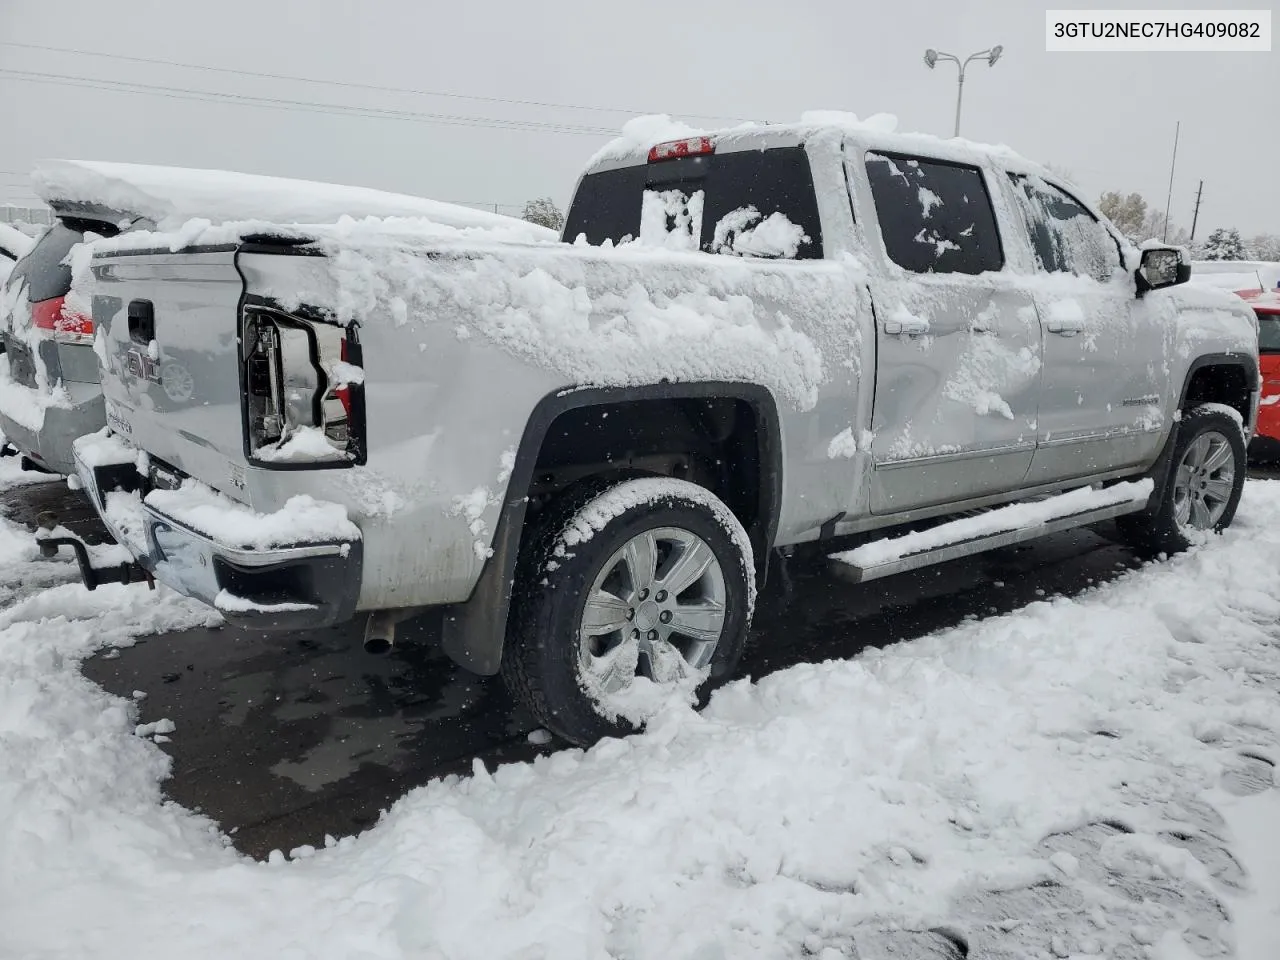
{"left": 440, "top": 382, "right": 783, "bottom": 675}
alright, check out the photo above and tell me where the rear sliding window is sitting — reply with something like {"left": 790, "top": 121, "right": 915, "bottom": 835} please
{"left": 561, "top": 146, "right": 824, "bottom": 260}
{"left": 864, "top": 152, "right": 1003, "bottom": 275}
{"left": 3, "top": 219, "right": 119, "bottom": 302}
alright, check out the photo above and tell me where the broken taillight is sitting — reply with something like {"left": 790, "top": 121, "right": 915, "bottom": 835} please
{"left": 242, "top": 308, "right": 363, "bottom": 466}
{"left": 31, "top": 296, "right": 95, "bottom": 344}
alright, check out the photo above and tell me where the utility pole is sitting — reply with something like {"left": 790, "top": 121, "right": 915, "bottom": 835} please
{"left": 1162, "top": 120, "right": 1180, "bottom": 242}
{"left": 1189, "top": 180, "right": 1204, "bottom": 245}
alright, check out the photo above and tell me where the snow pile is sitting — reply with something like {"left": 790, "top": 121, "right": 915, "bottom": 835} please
{"left": 1, "top": 476, "right": 1280, "bottom": 955}
{"left": 140, "top": 479, "right": 361, "bottom": 549}
{"left": 252, "top": 426, "right": 344, "bottom": 464}
{"left": 32, "top": 159, "right": 557, "bottom": 239}
{"left": 286, "top": 238, "right": 840, "bottom": 411}
{"left": 836, "top": 479, "right": 1153, "bottom": 567}
{"left": 0, "top": 352, "right": 72, "bottom": 432}
{"left": 826, "top": 427, "right": 858, "bottom": 459}
{"left": 798, "top": 110, "right": 899, "bottom": 133}
{"left": 584, "top": 114, "right": 713, "bottom": 170}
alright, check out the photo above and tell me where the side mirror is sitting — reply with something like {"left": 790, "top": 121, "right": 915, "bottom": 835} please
{"left": 1136, "top": 246, "right": 1189, "bottom": 295}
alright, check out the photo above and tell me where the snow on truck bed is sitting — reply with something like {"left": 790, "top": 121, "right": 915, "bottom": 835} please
{"left": 32, "top": 159, "right": 558, "bottom": 239}
{"left": 3, "top": 450, "right": 1280, "bottom": 958}
{"left": 84, "top": 210, "right": 844, "bottom": 414}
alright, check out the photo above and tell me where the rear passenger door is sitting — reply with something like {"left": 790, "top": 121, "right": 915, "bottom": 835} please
{"left": 1005, "top": 175, "right": 1167, "bottom": 484}
{"left": 855, "top": 151, "right": 1041, "bottom": 515}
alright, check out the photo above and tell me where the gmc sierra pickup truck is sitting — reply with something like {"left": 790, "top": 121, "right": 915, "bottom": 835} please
{"left": 56, "top": 116, "right": 1259, "bottom": 745}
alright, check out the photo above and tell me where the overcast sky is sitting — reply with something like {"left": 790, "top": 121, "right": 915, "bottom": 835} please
{"left": 1, "top": 0, "right": 1275, "bottom": 236}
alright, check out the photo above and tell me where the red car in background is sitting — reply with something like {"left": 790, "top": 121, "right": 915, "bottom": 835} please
{"left": 1242, "top": 288, "right": 1280, "bottom": 460}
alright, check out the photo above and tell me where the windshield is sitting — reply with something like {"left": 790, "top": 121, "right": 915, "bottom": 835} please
{"left": 562, "top": 146, "right": 825, "bottom": 260}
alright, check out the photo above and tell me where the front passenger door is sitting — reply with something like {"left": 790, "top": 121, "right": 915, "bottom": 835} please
{"left": 1007, "top": 175, "right": 1169, "bottom": 485}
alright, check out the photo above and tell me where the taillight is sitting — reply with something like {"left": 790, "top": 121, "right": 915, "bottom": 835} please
{"left": 242, "top": 309, "right": 363, "bottom": 466}
{"left": 31, "top": 296, "right": 94, "bottom": 344}
{"left": 334, "top": 337, "right": 352, "bottom": 421}
{"left": 648, "top": 136, "right": 715, "bottom": 163}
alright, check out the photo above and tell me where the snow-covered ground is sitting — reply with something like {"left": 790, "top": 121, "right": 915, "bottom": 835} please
{"left": 1, "top": 454, "right": 1279, "bottom": 959}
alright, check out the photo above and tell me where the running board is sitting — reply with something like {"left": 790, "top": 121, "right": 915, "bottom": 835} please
{"left": 829, "top": 479, "right": 1153, "bottom": 584}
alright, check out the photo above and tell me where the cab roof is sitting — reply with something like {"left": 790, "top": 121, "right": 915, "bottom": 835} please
{"left": 582, "top": 112, "right": 1053, "bottom": 179}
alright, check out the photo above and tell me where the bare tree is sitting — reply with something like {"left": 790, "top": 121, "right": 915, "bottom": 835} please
{"left": 1097, "top": 191, "right": 1189, "bottom": 245}
{"left": 1246, "top": 233, "right": 1280, "bottom": 262}
{"left": 522, "top": 197, "right": 565, "bottom": 232}
{"left": 1097, "top": 191, "right": 1148, "bottom": 240}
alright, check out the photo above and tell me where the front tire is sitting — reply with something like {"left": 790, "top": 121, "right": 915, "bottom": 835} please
{"left": 1116, "top": 404, "right": 1246, "bottom": 553}
{"left": 502, "top": 477, "right": 755, "bottom": 746}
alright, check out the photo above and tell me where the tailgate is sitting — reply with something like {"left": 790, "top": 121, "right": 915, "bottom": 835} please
{"left": 91, "top": 246, "right": 252, "bottom": 502}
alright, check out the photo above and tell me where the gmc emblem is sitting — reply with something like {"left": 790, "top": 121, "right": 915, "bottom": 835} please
{"left": 125, "top": 348, "right": 159, "bottom": 382}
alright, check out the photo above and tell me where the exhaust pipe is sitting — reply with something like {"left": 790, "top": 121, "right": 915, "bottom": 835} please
{"left": 363, "top": 610, "right": 397, "bottom": 655}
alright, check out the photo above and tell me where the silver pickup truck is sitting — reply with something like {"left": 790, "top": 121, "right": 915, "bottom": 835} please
{"left": 60, "top": 118, "right": 1259, "bottom": 745}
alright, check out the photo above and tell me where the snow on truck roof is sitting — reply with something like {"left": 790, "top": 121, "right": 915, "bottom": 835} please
{"left": 583, "top": 111, "right": 1044, "bottom": 175}
{"left": 31, "top": 159, "right": 557, "bottom": 239}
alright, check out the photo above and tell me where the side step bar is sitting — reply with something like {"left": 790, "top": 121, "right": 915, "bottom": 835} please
{"left": 830, "top": 479, "right": 1153, "bottom": 584}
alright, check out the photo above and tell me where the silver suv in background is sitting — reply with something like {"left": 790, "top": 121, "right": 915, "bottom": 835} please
{"left": 0, "top": 206, "right": 127, "bottom": 473}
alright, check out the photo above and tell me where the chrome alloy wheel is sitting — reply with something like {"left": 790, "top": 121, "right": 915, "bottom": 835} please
{"left": 1172, "top": 429, "right": 1236, "bottom": 531}
{"left": 577, "top": 526, "right": 727, "bottom": 700}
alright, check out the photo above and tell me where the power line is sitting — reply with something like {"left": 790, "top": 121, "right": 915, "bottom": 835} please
{"left": 0, "top": 68, "right": 621, "bottom": 136}
{"left": 0, "top": 40, "right": 750, "bottom": 125}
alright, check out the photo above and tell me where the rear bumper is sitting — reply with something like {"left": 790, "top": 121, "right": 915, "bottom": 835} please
{"left": 0, "top": 383, "right": 103, "bottom": 475}
{"left": 74, "top": 453, "right": 362, "bottom": 630}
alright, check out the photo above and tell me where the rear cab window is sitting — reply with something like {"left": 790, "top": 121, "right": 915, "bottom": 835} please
{"left": 562, "top": 145, "right": 824, "bottom": 260}
{"left": 863, "top": 152, "right": 1004, "bottom": 275}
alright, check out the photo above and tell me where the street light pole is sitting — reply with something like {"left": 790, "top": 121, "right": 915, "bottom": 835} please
{"left": 923, "top": 45, "right": 1004, "bottom": 138}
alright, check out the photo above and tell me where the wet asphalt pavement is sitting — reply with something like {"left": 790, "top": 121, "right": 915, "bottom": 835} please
{"left": 3, "top": 473, "right": 1162, "bottom": 860}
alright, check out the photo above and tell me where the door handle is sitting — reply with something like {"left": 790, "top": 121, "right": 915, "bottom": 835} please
{"left": 883, "top": 315, "right": 930, "bottom": 336}
{"left": 1045, "top": 318, "right": 1085, "bottom": 337}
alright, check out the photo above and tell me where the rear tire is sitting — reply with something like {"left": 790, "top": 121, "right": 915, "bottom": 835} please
{"left": 1116, "top": 405, "right": 1246, "bottom": 554}
{"left": 502, "top": 477, "right": 755, "bottom": 746}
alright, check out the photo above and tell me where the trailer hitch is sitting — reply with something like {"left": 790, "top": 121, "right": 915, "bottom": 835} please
{"left": 35, "top": 511, "right": 154, "bottom": 591}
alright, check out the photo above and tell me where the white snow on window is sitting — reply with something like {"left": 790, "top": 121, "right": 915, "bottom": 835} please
{"left": 918, "top": 187, "right": 942, "bottom": 218}
{"left": 711, "top": 207, "right": 809, "bottom": 260}
{"left": 914, "top": 229, "right": 960, "bottom": 257}
{"left": 639, "top": 189, "right": 704, "bottom": 251}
